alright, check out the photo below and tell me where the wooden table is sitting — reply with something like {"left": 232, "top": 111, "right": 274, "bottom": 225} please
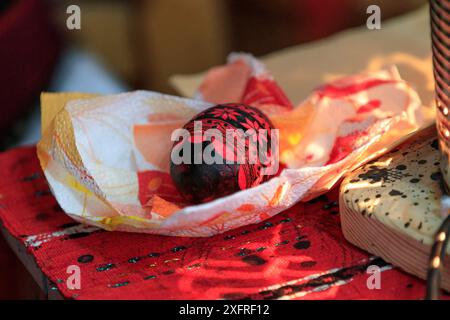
{"left": 0, "top": 224, "right": 63, "bottom": 300}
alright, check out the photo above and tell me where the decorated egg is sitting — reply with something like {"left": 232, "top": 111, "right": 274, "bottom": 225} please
{"left": 170, "top": 103, "right": 277, "bottom": 203}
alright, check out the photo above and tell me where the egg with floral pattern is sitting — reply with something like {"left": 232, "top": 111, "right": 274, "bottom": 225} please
{"left": 170, "top": 103, "right": 276, "bottom": 203}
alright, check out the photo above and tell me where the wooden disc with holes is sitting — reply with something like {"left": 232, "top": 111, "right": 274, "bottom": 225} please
{"left": 340, "top": 126, "right": 450, "bottom": 292}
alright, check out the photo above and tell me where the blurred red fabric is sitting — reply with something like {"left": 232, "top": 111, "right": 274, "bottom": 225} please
{"left": 0, "top": 0, "right": 60, "bottom": 132}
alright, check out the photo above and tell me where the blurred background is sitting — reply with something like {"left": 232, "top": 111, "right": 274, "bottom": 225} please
{"left": 53, "top": 0, "right": 427, "bottom": 93}
{"left": 0, "top": 0, "right": 427, "bottom": 299}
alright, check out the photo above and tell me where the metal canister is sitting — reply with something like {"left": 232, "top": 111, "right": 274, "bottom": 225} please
{"left": 431, "top": 0, "right": 450, "bottom": 189}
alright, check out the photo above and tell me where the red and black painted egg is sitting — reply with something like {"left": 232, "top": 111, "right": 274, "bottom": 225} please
{"left": 170, "top": 103, "right": 276, "bottom": 203}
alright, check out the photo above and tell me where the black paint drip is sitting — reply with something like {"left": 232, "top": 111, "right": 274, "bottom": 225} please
{"left": 388, "top": 189, "right": 403, "bottom": 196}
{"left": 77, "top": 255, "right": 94, "bottom": 264}
{"left": 293, "top": 240, "right": 311, "bottom": 250}
{"left": 242, "top": 255, "right": 267, "bottom": 266}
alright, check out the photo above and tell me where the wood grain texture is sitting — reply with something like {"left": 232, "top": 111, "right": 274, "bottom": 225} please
{"left": 0, "top": 233, "right": 42, "bottom": 299}
{"left": 340, "top": 193, "right": 450, "bottom": 292}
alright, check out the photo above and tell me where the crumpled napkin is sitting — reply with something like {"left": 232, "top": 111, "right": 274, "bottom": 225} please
{"left": 37, "top": 53, "right": 430, "bottom": 236}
